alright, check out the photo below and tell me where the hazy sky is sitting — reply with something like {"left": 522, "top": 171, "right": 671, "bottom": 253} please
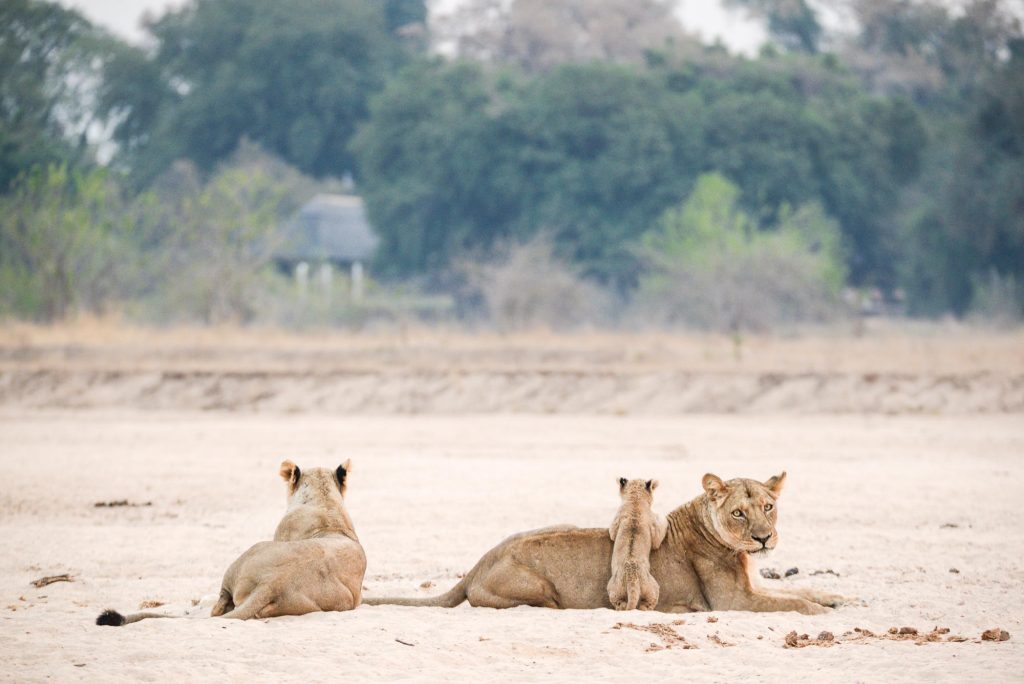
{"left": 62, "top": 0, "right": 768, "bottom": 55}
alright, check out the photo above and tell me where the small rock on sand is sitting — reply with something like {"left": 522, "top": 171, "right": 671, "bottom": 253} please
{"left": 760, "top": 568, "right": 781, "bottom": 580}
{"left": 981, "top": 629, "right": 1010, "bottom": 642}
{"left": 784, "top": 631, "right": 837, "bottom": 648}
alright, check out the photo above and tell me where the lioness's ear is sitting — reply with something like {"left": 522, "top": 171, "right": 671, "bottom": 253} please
{"left": 646, "top": 479, "right": 658, "bottom": 492}
{"left": 618, "top": 477, "right": 627, "bottom": 491}
{"left": 336, "top": 459, "right": 351, "bottom": 497}
{"left": 764, "top": 471, "right": 786, "bottom": 497}
{"left": 279, "top": 460, "right": 300, "bottom": 489}
{"left": 702, "top": 473, "right": 727, "bottom": 500}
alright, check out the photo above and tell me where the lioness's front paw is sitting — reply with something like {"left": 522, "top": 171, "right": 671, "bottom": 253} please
{"left": 808, "top": 591, "right": 851, "bottom": 608}
{"left": 799, "top": 601, "right": 831, "bottom": 616}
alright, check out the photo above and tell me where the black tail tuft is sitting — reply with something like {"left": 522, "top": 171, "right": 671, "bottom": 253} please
{"left": 96, "top": 609, "right": 126, "bottom": 626}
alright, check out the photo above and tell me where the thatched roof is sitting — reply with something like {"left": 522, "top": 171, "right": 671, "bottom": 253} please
{"left": 276, "top": 194, "right": 378, "bottom": 263}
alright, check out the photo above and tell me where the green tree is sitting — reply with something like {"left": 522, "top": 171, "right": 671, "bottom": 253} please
{"left": 944, "top": 38, "right": 1024, "bottom": 315}
{"left": 101, "top": 0, "right": 426, "bottom": 185}
{"left": 0, "top": 164, "right": 132, "bottom": 320}
{"left": 725, "top": 0, "right": 823, "bottom": 53}
{"left": 857, "top": 1, "right": 1024, "bottom": 315}
{"left": 667, "top": 55, "right": 925, "bottom": 285}
{"left": 841, "top": 0, "right": 1021, "bottom": 102}
{"left": 351, "top": 60, "right": 503, "bottom": 276}
{"left": 135, "top": 152, "right": 306, "bottom": 324}
{"left": 0, "top": 0, "right": 112, "bottom": 191}
{"left": 507, "top": 63, "right": 705, "bottom": 284}
{"left": 354, "top": 60, "right": 705, "bottom": 285}
{"left": 637, "top": 173, "right": 846, "bottom": 332}
{"left": 384, "top": 0, "right": 428, "bottom": 31}
{"left": 356, "top": 53, "right": 924, "bottom": 289}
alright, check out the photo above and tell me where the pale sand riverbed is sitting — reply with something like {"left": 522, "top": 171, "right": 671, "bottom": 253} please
{"left": 0, "top": 412, "right": 1021, "bottom": 682}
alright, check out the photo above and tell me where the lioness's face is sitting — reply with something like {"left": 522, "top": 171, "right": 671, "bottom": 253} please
{"left": 702, "top": 472, "right": 786, "bottom": 554}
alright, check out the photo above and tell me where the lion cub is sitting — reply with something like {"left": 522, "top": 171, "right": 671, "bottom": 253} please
{"left": 607, "top": 478, "right": 668, "bottom": 611}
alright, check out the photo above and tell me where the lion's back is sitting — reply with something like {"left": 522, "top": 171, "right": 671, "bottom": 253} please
{"left": 502, "top": 526, "right": 616, "bottom": 608}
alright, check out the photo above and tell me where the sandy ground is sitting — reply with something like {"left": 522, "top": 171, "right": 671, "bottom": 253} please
{"left": 1, "top": 411, "right": 1021, "bottom": 682}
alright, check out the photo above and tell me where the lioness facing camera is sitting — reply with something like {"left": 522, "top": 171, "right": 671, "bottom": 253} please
{"left": 97, "top": 460, "right": 365, "bottom": 625}
{"left": 365, "top": 471, "right": 845, "bottom": 614}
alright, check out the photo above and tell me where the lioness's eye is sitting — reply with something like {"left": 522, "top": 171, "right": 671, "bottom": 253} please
{"left": 764, "top": 503, "right": 774, "bottom": 512}
{"left": 731, "top": 509, "right": 744, "bottom": 518}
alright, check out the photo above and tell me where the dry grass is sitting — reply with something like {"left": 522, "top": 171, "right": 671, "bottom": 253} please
{"left": 1, "top": 315, "right": 1022, "bottom": 375}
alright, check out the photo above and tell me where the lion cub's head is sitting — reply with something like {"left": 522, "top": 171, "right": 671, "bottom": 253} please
{"left": 701, "top": 471, "right": 786, "bottom": 554}
{"left": 618, "top": 477, "right": 658, "bottom": 505}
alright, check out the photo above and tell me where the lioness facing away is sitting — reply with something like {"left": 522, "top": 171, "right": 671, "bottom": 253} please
{"left": 365, "top": 471, "right": 845, "bottom": 614}
{"left": 607, "top": 478, "right": 667, "bottom": 611}
{"left": 97, "top": 460, "right": 366, "bottom": 625}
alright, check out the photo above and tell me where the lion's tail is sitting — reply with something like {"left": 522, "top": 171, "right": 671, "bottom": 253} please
{"left": 362, "top": 576, "right": 469, "bottom": 608}
{"left": 623, "top": 560, "right": 641, "bottom": 611}
{"left": 95, "top": 609, "right": 183, "bottom": 626}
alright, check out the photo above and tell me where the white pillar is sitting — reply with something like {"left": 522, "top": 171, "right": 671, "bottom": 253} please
{"left": 295, "top": 261, "right": 309, "bottom": 299}
{"left": 351, "top": 261, "right": 364, "bottom": 303}
{"left": 318, "top": 263, "right": 333, "bottom": 302}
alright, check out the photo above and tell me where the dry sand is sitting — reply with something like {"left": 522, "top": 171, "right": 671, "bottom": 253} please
{"left": 1, "top": 411, "right": 1021, "bottom": 682}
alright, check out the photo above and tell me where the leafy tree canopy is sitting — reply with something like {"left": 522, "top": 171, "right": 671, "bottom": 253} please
{"left": 355, "top": 53, "right": 923, "bottom": 288}
{"left": 354, "top": 60, "right": 707, "bottom": 286}
{"left": 0, "top": 0, "right": 112, "bottom": 190}
{"left": 99, "top": 0, "right": 426, "bottom": 185}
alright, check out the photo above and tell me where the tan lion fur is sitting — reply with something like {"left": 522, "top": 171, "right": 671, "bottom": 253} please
{"left": 364, "top": 471, "right": 846, "bottom": 615}
{"left": 607, "top": 478, "right": 667, "bottom": 610}
{"left": 97, "top": 460, "right": 365, "bottom": 625}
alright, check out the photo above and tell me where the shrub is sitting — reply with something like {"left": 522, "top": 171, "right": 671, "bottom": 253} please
{"left": 132, "top": 152, "right": 302, "bottom": 325}
{"left": 634, "top": 173, "right": 847, "bottom": 332}
{"left": 0, "top": 164, "right": 132, "bottom": 321}
{"left": 455, "top": 235, "right": 612, "bottom": 330}
{"left": 968, "top": 270, "right": 1023, "bottom": 328}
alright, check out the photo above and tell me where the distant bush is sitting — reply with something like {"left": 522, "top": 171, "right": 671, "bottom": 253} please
{"left": 455, "top": 235, "right": 612, "bottom": 331}
{"left": 634, "top": 173, "right": 847, "bottom": 333}
{"left": 968, "top": 270, "right": 1023, "bottom": 328}
{"left": 131, "top": 149, "right": 312, "bottom": 325}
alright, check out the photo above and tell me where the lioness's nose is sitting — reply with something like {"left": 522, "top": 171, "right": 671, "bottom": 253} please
{"left": 752, "top": 533, "right": 772, "bottom": 546}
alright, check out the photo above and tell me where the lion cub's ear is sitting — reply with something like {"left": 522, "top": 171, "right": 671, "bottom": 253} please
{"left": 279, "top": 460, "right": 301, "bottom": 491}
{"left": 645, "top": 479, "right": 658, "bottom": 492}
{"left": 764, "top": 471, "right": 787, "bottom": 497}
{"left": 336, "top": 459, "right": 351, "bottom": 497}
{"left": 618, "top": 477, "right": 627, "bottom": 491}
{"left": 702, "top": 473, "right": 727, "bottom": 501}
